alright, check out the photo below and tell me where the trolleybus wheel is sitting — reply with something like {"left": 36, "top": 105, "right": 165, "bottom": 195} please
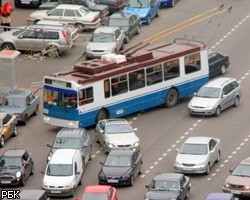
{"left": 165, "top": 88, "right": 178, "bottom": 108}
{"left": 96, "top": 109, "right": 108, "bottom": 123}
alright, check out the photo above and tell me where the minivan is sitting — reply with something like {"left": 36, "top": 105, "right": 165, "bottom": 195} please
{"left": 42, "top": 149, "right": 83, "bottom": 197}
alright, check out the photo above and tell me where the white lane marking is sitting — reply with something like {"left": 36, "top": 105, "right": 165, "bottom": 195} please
{"left": 162, "top": 153, "right": 167, "bottom": 156}
{"left": 158, "top": 157, "right": 163, "bottom": 161}
{"left": 189, "top": 128, "right": 193, "bottom": 131}
{"left": 180, "top": 136, "right": 185, "bottom": 139}
{"left": 149, "top": 166, "right": 154, "bottom": 169}
{"left": 240, "top": 143, "right": 245, "bottom": 146}
{"left": 133, "top": 117, "right": 137, "bottom": 120}
{"left": 220, "top": 164, "right": 225, "bottom": 168}
{"left": 244, "top": 138, "right": 249, "bottom": 141}
{"left": 207, "top": 177, "right": 212, "bottom": 181}
{"left": 176, "top": 140, "right": 180, "bottom": 144}
{"left": 140, "top": 175, "right": 146, "bottom": 178}
{"left": 154, "top": 162, "right": 158, "bottom": 165}
{"left": 197, "top": 119, "right": 202, "bottom": 123}
{"left": 228, "top": 155, "right": 232, "bottom": 159}
{"left": 96, "top": 151, "right": 100, "bottom": 154}
{"left": 172, "top": 144, "right": 176, "bottom": 148}
{"left": 92, "top": 155, "right": 96, "bottom": 158}
{"left": 211, "top": 173, "right": 216, "bottom": 177}
{"left": 216, "top": 169, "right": 220, "bottom": 172}
{"left": 184, "top": 132, "right": 189, "bottom": 135}
{"left": 232, "top": 151, "right": 237, "bottom": 155}
{"left": 193, "top": 124, "right": 197, "bottom": 127}
{"left": 145, "top": 170, "right": 150, "bottom": 174}
{"left": 241, "top": 76, "right": 245, "bottom": 80}
{"left": 167, "top": 149, "right": 172, "bottom": 152}
{"left": 236, "top": 147, "right": 241, "bottom": 150}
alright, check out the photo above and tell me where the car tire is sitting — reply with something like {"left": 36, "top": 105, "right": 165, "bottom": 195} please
{"left": 156, "top": 9, "right": 160, "bottom": 17}
{"left": 185, "top": 188, "right": 190, "bottom": 199}
{"left": 0, "top": 136, "right": 5, "bottom": 148}
{"left": 12, "top": 125, "right": 18, "bottom": 137}
{"left": 96, "top": 109, "right": 108, "bottom": 123}
{"left": 214, "top": 106, "right": 221, "bottom": 117}
{"left": 89, "top": 145, "right": 92, "bottom": 161}
{"left": 139, "top": 163, "right": 143, "bottom": 175}
{"left": 2, "top": 43, "right": 15, "bottom": 50}
{"left": 234, "top": 96, "right": 240, "bottom": 107}
{"left": 45, "top": 45, "right": 59, "bottom": 58}
{"left": 33, "top": 105, "right": 39, "bottom": 116}
{"left": 220, "top": 65, "right": 226, "bottom": 75}
{"left": 216, "top": 151, "right": 221, "bottom": 163}
{"left": 165, "top": 88, "right": 179, "bottom": 108}
{"left": 205, "top": 163, "right": 210, "bottom": 175}
{"left": 30, "top": 164, "right": 34, "bottom": 175}
{"left": 23, "top": 115, "right": 28, "bottom": 125}
{"left": 147, "top": 15, "right": 151, "bottom": 25}
{"left": 130, "top": 175, "right": 134, "bottom": 186}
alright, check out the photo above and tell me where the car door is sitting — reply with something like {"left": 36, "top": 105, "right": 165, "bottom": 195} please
{"left": 221, "top": 84, "right": 234, "bottom": 110}
{"left": 15, "top": 29, "right": 38, "bottom": 51}
{"left": 22, "top": 152, "right": 32, "bottom": 179}
{"left": 2, "top": 114, "right": 14, "bottom": 139}
{"left": 128, "top": 15, "right": 136, "bottom": 37}
{"left": 208, "top": 53, "right": 217, "bottom": 77}
{"left": 63, "top": 9, "right": 78, "bottom": 24}
{"left": 149, "top": 0, "right": 157, "bottom": 17}
{"left": 82, "top": 132, "right": 91, "bottom": 163}
{"left": 47, "top": 8, "right": 64, "bottom": 21}
{"left": 208, "top": 139, "right": 217, "bottom": 165}
{"left": 96, "top": 121, "right": 106, "bottom": 146}
{"left": 179, "top": 175, "right": 188, "bottom": 200}
{"left": 132, "top": 151, "right": 140, "bottom": 176}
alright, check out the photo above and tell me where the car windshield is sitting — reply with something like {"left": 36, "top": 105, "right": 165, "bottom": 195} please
{"left": 105, "top": 123, "right": 133, "bottom": 134}
{"left": 85, "top": 0, "right": 96, "bottom": 7}
{"left": 232, "top": 164, "right": 250, "bottom": 177}
{"left": 196, "top": 87, "right": 221, "bottom": 98}
{"left": 52, "top": 138, "right": 82, "bottom": 149}
{"left": 5, "top": 97, "right": 26, "bottom": 106}
{"left": 82, "top": 193, "right": 108, "bottom": 200}
{"left": 0, "top": 157, "right": 22, "bottom": 168}
{"left": 180, "top": 143, "right": 208, "bottom": 155}
{"left": 128, "top": 0, "right": 149, "bottom": 8}
{"left": 152, "top": 180, "right": 180, "bottom": 191}
{"left": 92, "top": 33, "right": 114, "bottom": 43}
{"left": 46, "top": 164, "right": 73, "bottom": 176}
{"left": 109, "top": 18, "right": 128, "bottom": 27}
{"left": 104, "top": 155, "right": 131, "bottom": 167}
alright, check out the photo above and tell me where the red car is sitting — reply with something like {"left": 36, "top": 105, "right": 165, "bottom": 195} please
{"left": 76, "top": 185, "right": 118, "bottom": 200}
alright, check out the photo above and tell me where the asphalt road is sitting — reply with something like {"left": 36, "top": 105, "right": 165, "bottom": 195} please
{"left": 1, "top": 0, "right": 250, "bottom": 199}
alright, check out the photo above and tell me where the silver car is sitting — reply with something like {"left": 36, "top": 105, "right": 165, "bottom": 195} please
{"left": 0, "top": 25, "right": 72, "bottom": 55}
{"left": 188, "top": 77, "right": 241, "bottom": 116}
{"left": 174, "top": 136, "right": 221, "bottom": 175}
{"left": 85, "top": 26, "right": 126, "bottom": 59}
{"left": 95, "top": 119, "right": 140, "bottom": 153}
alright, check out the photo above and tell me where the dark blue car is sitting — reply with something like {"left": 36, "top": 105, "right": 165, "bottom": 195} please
{"left": 205, "top": 193, "right": 238, "bottom": 200}
{"left": 123, "top": 0, "right": 160, "bottom": 25}
{"left": 160, "top": 0, "right": 179, "bottom": 7}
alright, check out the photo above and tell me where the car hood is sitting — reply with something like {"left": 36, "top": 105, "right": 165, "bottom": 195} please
{"left": 43, "top": 174, "right": 74, "bottom": 186}
{"left": 87, "top": 42, "right": 116, "bottom": 51}
{"left": 106, "top": 133, "right": 139, "bottom": 145}
{"left": 189, "top": 97, "right": 219, "bottom": 108}
{"left": 0, "top": 106, "right": 25, "bottom": 114}
{"left": 39, "top": 2, "right": 58, "bottom": 10}
{"left": 92, "top": 4, "right": 108, "bottom": 11}
{"left": 0, "top": 167, "right": 20, "bottom": 175}
{"left": 145, "top": 190, "right": 179, "bottom": 200}
{"left": 29, "top": 10, "right": 49, "bottom": 18}
{"left": 176, "top": 153, "right": 207, "bottom": 164}
{"left": 124, "top": 7, "right": 150, "bottom": 17}
{"left": 102, "top": 166, "right": 131, "bottom": 177}
{"left": 0, "top": 29, "right": 20, "bottom": 39}
{"left": 226, "top": 175, "right": 250, "bottom": 185}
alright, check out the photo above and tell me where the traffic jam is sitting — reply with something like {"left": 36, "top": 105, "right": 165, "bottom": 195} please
{"left": 0, "top": 0, "right": 249, "bottom": 200}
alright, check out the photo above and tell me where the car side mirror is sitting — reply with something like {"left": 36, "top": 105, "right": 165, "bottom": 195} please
{"left": 145, "top": 185, "right": 150, "bottom": 189}
{"left": 41, "top": 170, "right": 45, "bottom": 174}
{"left": 76, "top": 171, "right": 80, "bottom": 175}
{"left": 47, "top": 144, "right": 52, "bottom": 148}
{"left": 229, "top": 169, "right": 233, "bottom": 173}
{"left": 18, "top": 35, "right": 23, "bottom": 39}
{"left": 176, "top": 148, "right": 180, "bottom": 153}
{"left": 222, "top": 95, "right": 227, "bottom": 98}
{"left": 100, "top": 162, "right": 104, "bottom": 165}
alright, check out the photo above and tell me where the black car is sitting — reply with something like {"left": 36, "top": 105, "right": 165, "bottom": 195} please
{"left": 0, "top": 149, "right": 34, "bottom": 186}
{"left": 208, "top": 50, "right": 230, "bottom": 78}
{"left": 98, "top": 150, "right": 143, "bottom": 186}
{"left": 95, "top": 0, "right": 126, "bottom": 13}
{"left": 14, "top": 0, "right": 42, "bottom": 8}
{"left": 144, "top": 173, "right": 191, "bottom": 200}
{"left": 47, "top": 127, "right": 92, "bottom": 170}
{"left": 39, "top": 0, "right": 109, "bottom": 17}
{"left": 108, "top": 11, "right": 141, "bottom": 43}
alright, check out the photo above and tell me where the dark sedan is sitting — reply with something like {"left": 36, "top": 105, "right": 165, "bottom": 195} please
{"left": 0, "top": 149, "right": 34, "bottom": 186}
{"left": 144, "top": 173, "right": 191, "bottom": 200}
{"left": 208, "top": 50, "right": 230, "bottom": 78}
{"left": 108, "top": 11, "right": 141, "bottom": 43}
{"left": 95, "top": 0, "right": 126, "bottom": 13}
{"left": 98, "top": 150, "right": 143, "bottom": 186}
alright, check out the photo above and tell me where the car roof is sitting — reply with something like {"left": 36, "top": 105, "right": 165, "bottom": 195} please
{"left": 108, "top": 149, "right": 134, "bottom": 156}
{"left": 5, "top": 89, "right": 30, "bottom": 98}
{"left": 240, "top": 157, "right": 250, "bottom": 165}
{"left": 110, "top": 11, "right": 133, "bottom": 19}
{"left": 84, "top": 185, "right": 112, "bottom": 193}
{"left": 94, "top": 26, "right": 119, "bottom": 34}
{"left": 56, "top": 127, "right": 86, "bottom": 138}
{"left": 204, "top": 77, "right": 236, "bottom": 88}
{"left": 56, "top": 4, "right": 86, "bottom": 9}
{"left": 50, "top": 149, "right": 78, "bottom": 164}
{"left": 19, "top": 190, "right": 46, "bottom": 200}
{"left": 3, "top": 149, "right": 26, "bottom": 157}
{"left": 153, "top": 173, "right": 183, "bottom": 181}
{"left": 205, "top": 193, "right": 234, "bottom": 200}
{"left": 30, "top": 24, "right": 66, "bottom": 31}
{"left": 184, "top": 136, "right": 214, "bottom": 144}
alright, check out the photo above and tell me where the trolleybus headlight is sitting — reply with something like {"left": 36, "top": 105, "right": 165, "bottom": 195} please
{"left": 44, "top": 116, "right": 50, "bottom": 122}
{"left": 68, "top": 121, "right": 75, "bottom": 127}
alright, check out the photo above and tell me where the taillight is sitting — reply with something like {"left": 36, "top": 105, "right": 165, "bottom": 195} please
{"left": 92, "top": 18, "right": 98, "bottom": 23}
{"left": 61, "top": 31, "right": 68, "bottom": 43}
{"left": 114, "top": 0, "right": 122, "bottom": 6}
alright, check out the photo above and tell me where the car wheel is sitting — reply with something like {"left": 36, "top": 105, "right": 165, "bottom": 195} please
{"left": 165, "top": 88, "right": 179, "bottom": 108}
{"left": 33, "top": 105, "right": 39, "bottom": 116}
{"left": 13, "top": 125, "right": 18, "bottom": 137}
{"left": 234, "top": 96, "right": 240, "bottom": 107}
{"left": 214, "top": 106, "right": 221, "bottom": 117}
{"left": 220, "top": 65, "right": 226, "bottom": 75}
{"left": 96, "top": 109, "right": 108, "bottom": 123}
{"left": 95, "top": 132, "right": 100, "bottom": 143}
{"left": 45, "top": 45, "right": 59, "bottom": 58}
{"left": 125, "top": 36, "right": 129, "bottom": 44}
{"left": 185, "top": 188, "right": 190, "bottom": 199}
{"left": 171, "top": 0, "right": 175, "bottom": 7}
{"left": 2, "top": 43, "right": 15, "bottom": 50}
{"left": 136, "top": 26, "right": 141, "bottom": 35}
{"left": 71, "top": 187, "right": 76, "bottom": 197}
{"left": 23, "top": 115, "right": 28, "bottom": 125}
{"left": 156, "top": 9, "right": 160, "bottom": 17}
{"left": 79, "top": 173, "right": 83, "bottom": 185}
{"left": 130, "top": 175, "right": 134, "bottom": 186}
{"left": 0, "top": 136, "right": 5, "bottom": 148}
{"left": 216, "top": 151, "right": 221, "bottom": 163}
{"left": 147, "top": 15, "right": 151, "bottom": 25}
{"left": 205, "top": 163, "right": 210, "bottom": 175}
{"left": 139, "top": 163, "right": 143, "bottom": 175}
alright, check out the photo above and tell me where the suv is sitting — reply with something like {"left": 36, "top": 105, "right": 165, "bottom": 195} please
{"left": 95, "top": 119, "right": 140, "bottom": 153}
{"left": 0, "top": 149, "right": 34, "bottom": 186}
{"left": 0, "top": 25, "right": 72, "bottom": 56}
{"left": 19, "top": 190, "right": 50, "bottom": 200}
{"left": 188, "top": 77, "right": 241, "bottom": 116}
{"left": 47, "top": 128, "right": 92, "bottom": 170}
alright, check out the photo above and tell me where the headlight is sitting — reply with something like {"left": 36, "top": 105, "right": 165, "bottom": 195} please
{"left": 141, "top": 14, "right": 147, "bottom": 18}
{"left": 133, "top": 142, "right": 140, "bottom": 147}
{"left": 64, "top": 182, "right": 71, "bottom": 188}
{"left": 86, "top": 46, "right": 91, "bottom": 52}
{"left": 44, "top": 116, "right": 50, "bottom": 122}
{"left": 108, "top": 143, "right": 116, "bottom": 148}
{"left": 175, "top": 161, "right": 182, "bottom": 165}
{"left": 196, "top": 161, "right": 206, "bottom": 166}
{"left": 68, "top": 121, "right": 75, "bottom": 127}
{"left": 245, "top": 185, "right": 250, "bottom": 190}
{"left": 99, "top": 171, "right": 105, "bottom": 178}
{"left": 122, "top": 174, "right": 130, "bottom": 178}
{"left": 16, "top": 171, "right": 21, "bottom": 178}
{"left": 42, "top": 182, "right": 48, "bottom": 188}
{"left": 225, "top": 183, "right": 230, "bottom": 188}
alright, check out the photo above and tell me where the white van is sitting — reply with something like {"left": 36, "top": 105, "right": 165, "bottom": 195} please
{"left": 42, "top": 149, "right": 83, "bottom": 197}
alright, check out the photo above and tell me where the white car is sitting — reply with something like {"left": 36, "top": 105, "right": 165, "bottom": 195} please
{"left": 27, "top": 4, "right": 101, "bottom": 30}
{"left": 95, "top": 119, "right": 140, "bottom": 153}
{"left": 174, "top": 136, "right": 221, "bottom": 175}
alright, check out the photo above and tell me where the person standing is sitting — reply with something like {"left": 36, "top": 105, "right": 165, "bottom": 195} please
{"left": 1, "top": 14, "right": 11, "bottom": 31}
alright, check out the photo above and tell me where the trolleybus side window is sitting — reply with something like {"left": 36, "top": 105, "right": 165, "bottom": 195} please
{"left": 111, "top": 75, "right": 128, "bottom": 96}
{"left": 104, "top": 79, "right": 111, "bottom": 98}
{"left": 79, "top": 87, "right": 94, "bottom": 106}
{"left": 146, "top": 64, "right": 163, "bottom": 86}
{"left": 129, "top": 69, "right": 145, "bottom": 91}
{"left": 163, "top": 59, "right": 180, "bottom": 80}
{"left": 184, "top": 53, "right": 201, "bottom": 74}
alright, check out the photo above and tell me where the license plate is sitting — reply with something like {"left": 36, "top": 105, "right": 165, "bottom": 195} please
{"left": 231, "top": 190, "right": 241, "bottom": 194}
{"left": 108, "top": 179, "right": 118, "bottom": 183}
{"left": 51, "top": 190, "right": 61, "bottom": 194}
{"left": 1, "top": 181, "right": 11, "bottom": 184}
{"left": 21, "top": 1, "right": 30, "bottom": 4}
{"left": 183, "top": 168, "right": 193, "bottom": 171}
